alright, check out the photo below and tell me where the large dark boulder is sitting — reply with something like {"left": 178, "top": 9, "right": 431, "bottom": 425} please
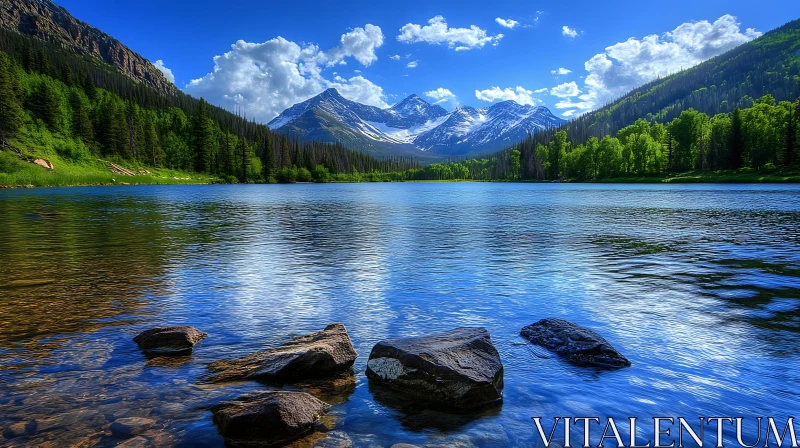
{"left": 520, "top": 318, "right": 631, "bottom": 368}
{"left": 211, "top": 391, "right": 329, "bottom": 447}
{"left": 208, "top": 323, "right": 357, "bottom": 383}
{"left": 365, "top": 327, "right": 503, "bottom": 409}
{"left": 133, "top": 326, "right": 207, "bottom": 354}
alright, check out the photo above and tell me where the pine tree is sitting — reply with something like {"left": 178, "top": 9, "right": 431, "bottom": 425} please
{"left": 261, "top": 134, "right": 275, "bottom": 182}
{"left": 238, "top": 136, "right": 250, "bottom": 183}
{"left": 191, "top": 98, "right": 213, "bottom": 173}
{"left": 35, "top": 48, "right": 53, "bottom": 77}
{"left": 60, "top": 64, "right": 74, "bottom": 86}
{"left": 125, "top": 101, "right": 143, "bottom": 161}
{"left": 143, "top": 120, "right": 161, "bottom": 167}
{"left": 21, "top": 43, "right": 34, "bottom": 73}
{"left": 730, "top": 108, "right": 744, "bottom": 169}
{"left": 29, "top": 80, "right": 60, "bottom": 130}
{"left": 68, "top": 89, "right": 93, "bottom": 144}
{"left": 80, "top": 72, "right": 96, "bottom": 100}
{"left": 0, "top": 53, "right": 24, "bottom": 143}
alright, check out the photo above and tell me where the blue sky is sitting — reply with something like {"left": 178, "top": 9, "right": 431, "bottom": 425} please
{"left": 56, "top": 0, "right": 800, "bottom": 122}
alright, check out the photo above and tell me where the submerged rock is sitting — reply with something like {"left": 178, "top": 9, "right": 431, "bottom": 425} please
{"left": 211, "top": 391, "right": 329, "bottom": 447}
{"left": 365, "top": 327, "right": 504, "bottom": 409}
{"left": 208, "top": 323, "right": 357, "bottom": 383}
{"left": 520, "top": 318, "right": 630, "bottom": 368}
{"left": 133, "top": 326, "right": 207, "bottom": 354}
{"left": 110, "top": 417, "right": 155, "bottom": 437}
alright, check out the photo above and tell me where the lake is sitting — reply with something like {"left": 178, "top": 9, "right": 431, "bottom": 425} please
{"left": 1, "top": 183, "right": 799, "bottom": 447}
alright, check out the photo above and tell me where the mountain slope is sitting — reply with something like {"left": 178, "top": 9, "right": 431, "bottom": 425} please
{"left": 269, "top": 90, "right": 565, "bottom": 157}
{"left": 556, "top": 18, "right": 800, "bottom": 144}
{"left": 0, "top": 0, "right": 175, "bottom": 94}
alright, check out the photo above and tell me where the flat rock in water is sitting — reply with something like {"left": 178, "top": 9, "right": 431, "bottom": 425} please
{"left": 211, "top": 391, "right": 329, "bottom": 447}
{"left": 208, "top": 323, "right": 357, "bottom": 383}
{"left": 133, "top": 326, "right": 207, "bottom": 354}
{"left": 365, "top": 327, "right": 504, "bottom": 409}
{"left": 110, "top": 417, "right": 155, "bottom": 437}
{"left": 520, "top": 318, "right": 630, "bottom": 368}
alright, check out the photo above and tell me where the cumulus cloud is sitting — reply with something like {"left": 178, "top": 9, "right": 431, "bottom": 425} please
{"left": 551, "top": 67, "right": 571, "bottom": 76}
{"left": 185, "top": 25, "right": 388, "bottom": 123}
{"left": 556, "top": 14, "right": 761, "bottom": 117}
{"left": 550, "top": 81, "right": 580, "bottom": 98}
{"left": 153, "top": 60, "right": 175, "bottom": 83}
{"left": 495, "top": 18, "right": 519, "bottom": 29}
{"left": 325, "top": 24, "right": 384, "bottom": 66}
{"left": 475, "top": 86, "right": 541, "bottom": 106}
{"left": 397, "top": 16, "right": 503, "bottom": 50}
{"left": 424, "top": 87, "right": 457, "bottom": 104}
{"left": 406, "top": 60, "right": 419, "bottom": 68}
{"left": 390, "top": 54, "right": 400, "bottom": 60}
{"left": 533, "top": 87, "right": 549, "bottom": 93}
{"left": 562, "top": 26, "right": 579, "bottom": 38}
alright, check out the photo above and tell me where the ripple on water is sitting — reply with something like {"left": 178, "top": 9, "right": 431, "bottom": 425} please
{"left": 0, "top": 183, "right": 799, "bottom": 447}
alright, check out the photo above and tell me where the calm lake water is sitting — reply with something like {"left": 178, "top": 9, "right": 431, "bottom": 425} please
{"left": 1, "top": 183, "right": 799, "bottom": 448}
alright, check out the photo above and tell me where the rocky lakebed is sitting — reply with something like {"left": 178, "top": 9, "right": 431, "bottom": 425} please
{"left": 1, "top": 319, "right": 630, "bottom": 447}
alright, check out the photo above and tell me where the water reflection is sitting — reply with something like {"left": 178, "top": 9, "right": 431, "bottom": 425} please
{"left": 0, "top": 183, "right": 799, "bottom": 447}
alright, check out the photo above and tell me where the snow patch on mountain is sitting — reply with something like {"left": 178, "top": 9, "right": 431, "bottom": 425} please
{"left": 269, "top": 89, "right": 566, "bottom": 155}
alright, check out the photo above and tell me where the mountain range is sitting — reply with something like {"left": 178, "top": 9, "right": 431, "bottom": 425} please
{"left": 268, "top": 89, "right": 565, "bottom": 157}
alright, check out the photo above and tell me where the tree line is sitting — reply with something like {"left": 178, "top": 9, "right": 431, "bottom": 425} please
{"left": 402, "top": 95, "right": 799, "bottom": 181}
{"left": 0, "top": 30, "right": 418, "bottom": 183}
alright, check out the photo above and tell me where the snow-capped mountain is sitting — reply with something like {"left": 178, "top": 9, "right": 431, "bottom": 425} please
{"left": 269, "top": 89, "right": 565, "bottom": 157}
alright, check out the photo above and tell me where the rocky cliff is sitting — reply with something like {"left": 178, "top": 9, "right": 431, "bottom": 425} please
{"left": 0, "top": 0, "right": 175, "bottom": 94}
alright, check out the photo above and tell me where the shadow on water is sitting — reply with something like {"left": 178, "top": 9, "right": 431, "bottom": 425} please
{"left": 367, "top": 379, "right": 502, "bottom": 432}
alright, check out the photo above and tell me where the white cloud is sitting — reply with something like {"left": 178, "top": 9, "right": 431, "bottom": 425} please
{"left": 328, "top": 75, "right": 389, "bottom": 107}
{"left": 185, "top": 25, "right": 388, "bottom": 123}
{"left": 424, "top": 87, "right": 457, "bottom": 104}
{"left": 551, "top": 67, "right": 571, "bottom": 76}
{"left": 562, "top": 26, "right": 579, "bottom": 38}
{"left": 533, "top": 87, "right": 549, "bottom": 93}
{"left": 495, "top": 18, "right": 519, "bottom": 29}
{"left": 390, "top": 54, "right": 400, "bottom": 60}
{"left": 550, "top": 81, "right": 580, "bottom": 98}
{"left": 397, "top": 16, "right": 503, "bottom": 50}
{"left": 153, "top": 60, "right": 175, "bottom": 84}
{"left": 475, "top": 86, "right": 541, "bottom": 106}
{"left": 562, "top": 14, "right": 761, "bottom": 116}
{"left": 406, "top": 60, "right": 419, "bottom": 68}
{"left": 325, "top": 24, "right": 384, "bottom": 66}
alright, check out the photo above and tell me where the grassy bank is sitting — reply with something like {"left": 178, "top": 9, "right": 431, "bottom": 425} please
{"left": 589, "top": 169, "right": 800, "bottom": 184}
{"left": 0, "top": 151, "right": 215, "bottom": 188}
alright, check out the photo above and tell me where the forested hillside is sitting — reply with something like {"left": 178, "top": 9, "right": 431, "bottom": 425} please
{"left": 556, "top": 19, "right": 800, "bottom": 145}
{"left": 0, "top": 29, "right": 418, "bottom": 185}
{"left": 409, "top": 19, "right": 800, "bottom": 182}
{"left": 398, "top": 94, "right": 799, "bottom": 182}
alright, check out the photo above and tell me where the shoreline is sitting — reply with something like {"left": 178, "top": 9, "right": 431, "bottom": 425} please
{"left": 3, "top": 173, "right": 799, "bottom": 188}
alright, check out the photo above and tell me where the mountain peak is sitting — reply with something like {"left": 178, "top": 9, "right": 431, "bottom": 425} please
{"left": 320, "top": 88, "right": 343, "bottom": 98}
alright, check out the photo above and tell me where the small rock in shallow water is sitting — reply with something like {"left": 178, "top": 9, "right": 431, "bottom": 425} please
{"left": 208, "top": 323, "right": 357, "bottom": 383}
{"left": 520, "top": 318, "right": 630, "bottom": 368}
{"left": 365, "top": 327, "right": 504, "bottom": 409}
{"left": 211, "top": 391, "right": 329, "bottom": 447}
{"left": 110, "top": 417, "right": 155, "bottom": 437}
{"left": 133, "top": 326, "right": 207, "bottom": 354}
{"left": 312, "top": 431, "right": 354, "bottom": 448}
{"left": 115, "top": 436, "right": 150, "bottom": 448}
{"left": 2, "top": 421, "right": 35, "bottom": 438}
